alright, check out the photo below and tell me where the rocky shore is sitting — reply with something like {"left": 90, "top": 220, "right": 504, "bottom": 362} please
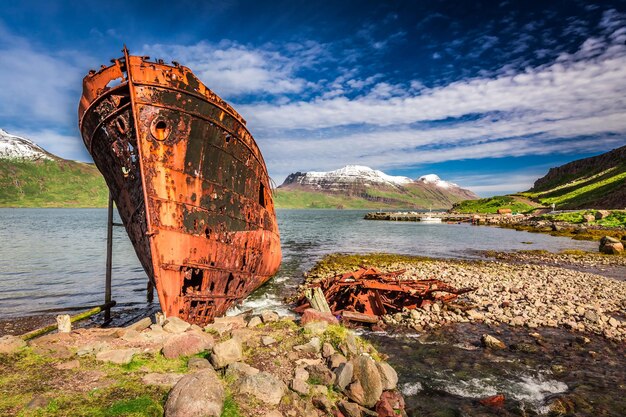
{"left": 304, "top": 253, "right": 626, "bottom": 341}
{"left": 0, "top": 310, "right": 405, "bottom": 417}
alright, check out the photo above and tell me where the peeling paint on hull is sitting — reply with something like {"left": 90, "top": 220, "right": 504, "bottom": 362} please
{"left": 78, "top": 48, "right": 282, "bottom": 325}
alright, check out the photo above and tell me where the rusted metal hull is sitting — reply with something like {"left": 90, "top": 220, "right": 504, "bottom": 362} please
{"left": 78, "top": 48, "right": 281, "bottom": 325}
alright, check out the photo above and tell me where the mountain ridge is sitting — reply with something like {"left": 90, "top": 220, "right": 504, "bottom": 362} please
{"left": 277, "top": 165, "right": 478, "bottom": 209}
{"left": 0, "top": 129, "right": 108, "bottom": 207}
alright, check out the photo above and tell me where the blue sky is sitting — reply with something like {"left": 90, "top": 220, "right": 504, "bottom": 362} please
{"left": 1, "top": 0, "right": 625, "bottom": 195}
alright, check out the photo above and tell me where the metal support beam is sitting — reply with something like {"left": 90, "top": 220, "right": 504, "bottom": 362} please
{"left": 105, "top": 192, "right": 114, "bottom": 323}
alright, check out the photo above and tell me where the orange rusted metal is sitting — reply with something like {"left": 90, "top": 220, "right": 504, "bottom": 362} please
{"left": 78, "top": 47, "right": 282, "bottom": 325}
{"left": 296, "top": 267, "right": 474, "bottom": 323}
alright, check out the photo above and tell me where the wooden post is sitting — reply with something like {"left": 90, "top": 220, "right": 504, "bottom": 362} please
{"left": 105, "top": 192, "right": 113, "bottom": 322}
{"left": 304, "top": 287, "right": 331, "bottom": 313}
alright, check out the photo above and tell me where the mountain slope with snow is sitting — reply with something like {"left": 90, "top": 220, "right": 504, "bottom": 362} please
{"left": 277, "top": 165, "right": 478, "bottom": 209}
{"left": 0, "top": 129, "right": 108, "bottom": 207}
{"left": 0, "top": 129, "right": 54, "bottom": 161}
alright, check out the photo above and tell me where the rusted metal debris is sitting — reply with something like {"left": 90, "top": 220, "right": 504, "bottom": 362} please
{"left": 78, "top": 47, "right": 281, "bottom": 325}
{"left": 295, "top": 267, "right": 474, "bottom": 323}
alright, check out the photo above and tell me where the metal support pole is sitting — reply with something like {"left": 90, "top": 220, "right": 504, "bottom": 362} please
{"left": 147, "top": 280, "right": 154, "bottom": 303}
{"left": 105, "top": 192, "right": 113, "bottom": 323}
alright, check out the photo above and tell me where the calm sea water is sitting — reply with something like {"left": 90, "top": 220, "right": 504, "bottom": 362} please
{"left": 0, "top": 208, "right": 595, "bottom": 318}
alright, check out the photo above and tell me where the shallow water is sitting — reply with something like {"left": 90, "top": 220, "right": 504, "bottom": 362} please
{"left": 0, "top": 208, "right": 595, "bottom": 317}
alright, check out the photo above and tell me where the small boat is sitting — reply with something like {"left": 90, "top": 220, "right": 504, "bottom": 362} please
{"left": 420, "top": 208, "right": 442, "bottom": 223}
{"left": 78, "top": 47, "right": 282, "bottom": 325}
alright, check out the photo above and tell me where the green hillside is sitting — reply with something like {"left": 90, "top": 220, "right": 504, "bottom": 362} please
{"left": 274, "top": 185, "right": 469, "bottom": 209}
{"left": 450, "top": 195, "right": 539, "bottom": 214}
{"left": 0, "top": 159, "right": 108, "bottom": 207}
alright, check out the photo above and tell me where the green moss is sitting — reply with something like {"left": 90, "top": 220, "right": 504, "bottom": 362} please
{"left": 104, "top": 396, "right": 163, "bottom": 417}
{"left": 220, "top": 394, "right": 242, "bottom": 417}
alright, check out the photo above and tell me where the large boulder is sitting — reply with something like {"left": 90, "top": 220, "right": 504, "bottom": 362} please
{"left": 238, "top": 371, "right": 286, "bottom": 405}
{"left": 211, "top": 338, "right": 243, "bottom": 369}
{"left": 376, "top": 361, "right": 398, "bottom": 390}
{"left": 162, "top": 332, "right": 214, "bottom": 359}
{"left": 481, "top": 334, "right": 506, "bottom": 349}
{"left": 350, "top": 355, "right": 383, "bottom": 407}
{"left": 599, "top": 236, "right": 624, "bottom": 254}
{"left": 164, "top": 369, "right": 225, "bottom": 417}
{"left": 306, "top": 364, "right": 336, "bottom": 385}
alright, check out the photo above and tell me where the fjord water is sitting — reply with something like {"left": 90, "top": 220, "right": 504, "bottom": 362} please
{"left": 0, "top": 208, "right": 595, "bottom": 317}
{"left": 1, "top": 208, "right": 609, "bottom": 416}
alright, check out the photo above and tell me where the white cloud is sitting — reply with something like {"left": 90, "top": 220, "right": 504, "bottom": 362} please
{"left": 0, "top": 23, "right": 88, "bottom": 127}
{"left": 142, "top": 40, "right": 316, "bottom": 98}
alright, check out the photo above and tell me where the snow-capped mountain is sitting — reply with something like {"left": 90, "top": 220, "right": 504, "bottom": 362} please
{"left": 417, "top": 174, "right": 458, "bottom": 189}
{"left": 283, "top": 165, "right": 413, "bottom": 190}
{"left": 278, "top": 165, "right": 478, "bottom": 208}
{"left": 0, "top": 129, "right": 54, "bottom": 160}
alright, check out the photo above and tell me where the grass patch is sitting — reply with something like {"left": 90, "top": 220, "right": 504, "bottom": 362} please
{"left": 451, "top": 196, "right": 535, "bottom": 214}
{"left": 0, "top": 159, "right": 108, "bottom": 208}
{"left": 220, "top": 394, "right": 242, "bottom": 417}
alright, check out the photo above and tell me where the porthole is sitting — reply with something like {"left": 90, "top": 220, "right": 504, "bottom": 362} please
{"left": 150, "top": 118, "right": 171, "bottom": 141}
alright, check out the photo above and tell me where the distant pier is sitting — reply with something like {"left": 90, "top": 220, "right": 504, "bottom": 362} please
{"left": 364, "top": 211, "right": 526, "bottom": 225}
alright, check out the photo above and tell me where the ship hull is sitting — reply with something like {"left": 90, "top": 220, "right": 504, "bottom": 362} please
{"left": 79, "top": 50, "right": 281, "bottom": 325}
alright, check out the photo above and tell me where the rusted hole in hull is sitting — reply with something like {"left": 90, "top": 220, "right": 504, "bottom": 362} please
{"left": 259, "top": 182, "right": 266, "bottom": 208}
{"left": 183, "top": 267, "right": 203, "bottom": 294}
{"left": 150, "top": 118, "right": 171, "bottom": 141}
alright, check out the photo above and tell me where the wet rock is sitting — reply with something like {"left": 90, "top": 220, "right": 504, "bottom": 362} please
{"left": 261, "top": 310, "right": 280, "bottom": 323}
{"left": 478, "top": 394, "right": 505, "bottom": 407}
{"left": 301, "top": 308, "right": 339, "bottom": 325}
{"left": 163, "top": 317, "right": 191, "bottom": 334}
{"left": 238, "top": 371, "right": 286, "bottom": 405}
{"left": 599, "top": 236, "right": 624, "bottom": 254}
{"left": 142, "top": 372, "right": 185, "bottom": 387}
{"left": 481, "top": 334, "right": 506, "bottom": 350}
{"left": 164, "top": 369, "right": 225, "bottom": 417}
{"left": 211, "top": 338, "right": 243, "bottom": 369}
{"left": 510, "top": 342, "right": 539, "bottom": 354}
{"left": 188, "top": 357, "right": 212, "bottom": 370}
{"left": 335, "top": 362, "right": 354, "bottom": 390}
{"left": 376, "top": 361, "right": 398, "bottom": 390}
{"left": 162, "top": 331, "right": 214, "bottom": 359}
{"left": 95, "top": 348, "right": 138, "bottom": 364}
{"left": 350, "top": 355, "right": 383, "bottom": 407}
{"left": 0, "top": 335, "right": 26, "bottom": 354}
{"left": 338, "top": 400, "right": 362, "bottom": 417}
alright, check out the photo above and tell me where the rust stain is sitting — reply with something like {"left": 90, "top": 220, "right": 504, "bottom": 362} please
{"left": 78, "top": 47, "right": 282, "bottom": 325}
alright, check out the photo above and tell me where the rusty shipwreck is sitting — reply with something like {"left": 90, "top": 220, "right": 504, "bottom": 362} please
{"left": 78, "top": 47, "right": 282, "bottom": 325}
